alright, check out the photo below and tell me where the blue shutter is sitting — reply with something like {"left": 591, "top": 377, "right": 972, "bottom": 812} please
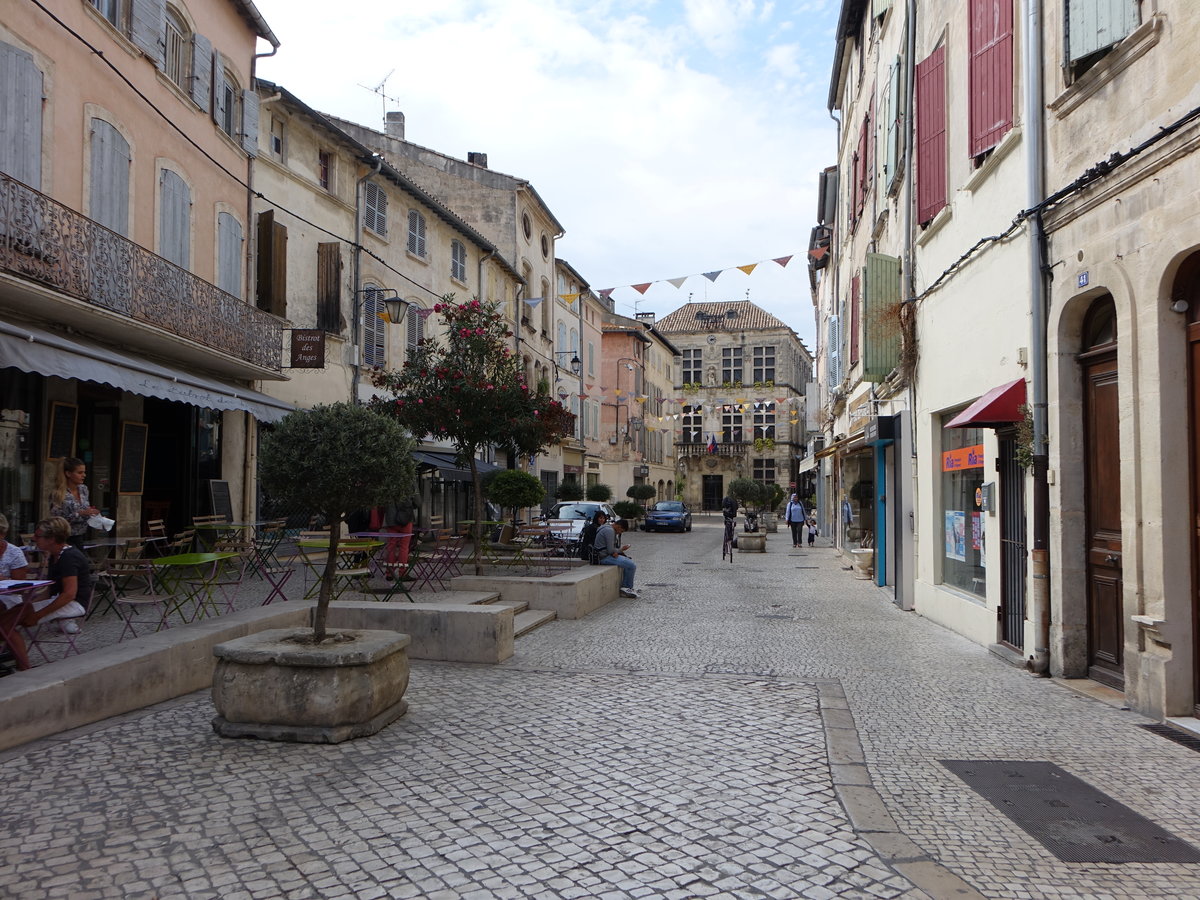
{"left": 362, "top": 285, "right": 385, "bottom": 367}
{"left": 0, "top": 41, "right": 43, "bottom": 189}
{"left": 241, "top": 89, "right": 258, "bottom": 156}
{"left": 129, "top": 0, "right": 165, "bottom": 67}
{"left": 210, "top": 53, "right": 226, "bottom": 127}
{"left": 159, "top": 169, "right": 190, "bottom": 268}
{"left": 190, "top": 33, "right": 212, "bottom": 109}
{"left": 884, "top": 57, "right": 903, "bottom": 192}
{"left": 1068, "top": 0, "right": 1140, "bottom": 62}
{"left": 89, "top": 118, "right": 130, "bottom": 235}
{"left": 827, "top": 315, "right": 842, "bottom": 387}
{"left": 217, "top": 212, "right": 243, "bottom": 296}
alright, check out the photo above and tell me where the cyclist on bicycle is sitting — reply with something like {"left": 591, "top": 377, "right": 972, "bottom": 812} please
{"left": 721, "top": 494, "right": 738, "bottom": 521}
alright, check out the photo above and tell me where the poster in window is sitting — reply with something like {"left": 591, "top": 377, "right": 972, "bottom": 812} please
{"left": 945, "top": 510, "right": 966, "bottom": 562}
{"left": 972, "top": 512, "right": 984, "bottom": 551}
{"left": 47, "top": 402, "right": 78, "bottom": 460}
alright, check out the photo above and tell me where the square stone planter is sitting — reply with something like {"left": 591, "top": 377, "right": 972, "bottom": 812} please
{"left": 211, "top": 628, "right": 410, "bottom": 744}
{"left": 738, "top": 532, "right": 767, "bottom": 552}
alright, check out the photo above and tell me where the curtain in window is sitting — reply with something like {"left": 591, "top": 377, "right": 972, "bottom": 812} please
{"left": 158, "top": 168, "right": 190, "bottom": 268}
{"left": 90, "top": 119, "right": 130, "bottom": 236}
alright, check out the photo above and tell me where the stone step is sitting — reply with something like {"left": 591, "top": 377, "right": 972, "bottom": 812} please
{"left": 514, "top": 608, "right": 557, "bottom": 637}
{"left": 398, "top": 590, "right": 501, "bottom": 606}
{"left": 485, "top": 597, "right": 530, "bottom": 615}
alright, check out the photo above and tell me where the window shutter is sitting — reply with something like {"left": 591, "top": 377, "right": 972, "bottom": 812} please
{"left": 255, "top": 209, "right": 287, "bottom": 316}
{"left": 129, "top": 0, "right": 165, "bottom": 66}
{"left": 1068, "top": 0, "right": 1140, "bottom": 62}
{"left": 158, "top": 168, "right": 189, "bottom": 268}
{"left": 849, "top": 274, "right": 861, "bottom": 365}
{"left": 240, "top": 89, "right": 259, "bottom": 156}
{"left": 0, "top": 41, "right": 43, "bottom": 189}
{"left": 406, "top": 305, "right": 424, "bottom": 355}
{"left": 316, "top": 242, "right": 342, "bottom": 332}
{"left": 817, "top": 166, "right": 838, "bottom": 225}
{"left": 189, "top": 33, "right": 211, "bottom": 109}
{"left": 873, "top": 0, "right": 892, "bottom": 16}
{"left": 915, "top": 45, "right": 947, "bottom": 226}
{"left": 216, "top": 212, "right": 242, "bottom": 296}
{"left": 361, "top": 287, "right": 385, "bottom": 367}
{"left": 364, "top": 183, "right": 386, "bottom": 236}
{"left": 210, "top": 52, "right": 226, "bottom": 127}
{"left": 89, "top": 118, "right": 130, "bottom": 236}
{"left": 828, "top": 315, "right": 842, "bottom": 387}
{"left": 862, "top": 253, "right": 903, "bottom": 382}
{"left": 968, "top": 0, "right": 1014, "bottom": 158}
{"left": 884, "top": 57, "right": 903, "bottom": 191}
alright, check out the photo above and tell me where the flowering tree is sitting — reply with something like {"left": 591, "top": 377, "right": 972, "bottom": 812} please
{"left": 370, "top": 296, "right": 575, "bottom": 571}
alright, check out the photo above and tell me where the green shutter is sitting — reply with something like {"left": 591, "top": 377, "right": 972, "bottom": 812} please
{"left": 884, "top": 58, "right": 901, "bottom": 191}
{"left": 872, "top": 0, "right": 892, "bottom": 18}
{"left": 862, "top": 253, "right": 902, "bottom": 383}
{"left": 1068, "top": 0, "right": 1139, "bottom": 62}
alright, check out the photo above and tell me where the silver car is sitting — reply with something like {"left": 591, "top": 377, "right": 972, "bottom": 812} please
{"left": 544, "top": 501, "right": 617, "bottom": 536}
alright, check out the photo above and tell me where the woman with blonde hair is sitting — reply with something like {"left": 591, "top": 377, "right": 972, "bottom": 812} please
{"left": 49, "top": 457, "right": 99, "bottom": 550}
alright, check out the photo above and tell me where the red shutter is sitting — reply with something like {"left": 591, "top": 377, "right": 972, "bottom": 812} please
{"left": 850, "top": 273, "right": 861, "bottom": 365}
{"left": 916, "top": 45, "right": 947, "bottom": 226}
{"left": 968, "top": 0, "right": 1014, "bottom": 157}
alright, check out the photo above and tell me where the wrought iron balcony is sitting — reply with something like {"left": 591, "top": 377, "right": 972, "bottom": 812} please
{"left": 0, "top": 172, "right": 282, "bottom": 371}
{"left": 676, "top": 440, "right": 751, "bottom": 458}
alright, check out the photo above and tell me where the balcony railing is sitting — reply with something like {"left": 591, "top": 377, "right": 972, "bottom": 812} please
{"left": 676, "top": 440, "right": 751, "bottom": 458}
{"left": 0, "top": 172, "right": 282, "bottom": 371}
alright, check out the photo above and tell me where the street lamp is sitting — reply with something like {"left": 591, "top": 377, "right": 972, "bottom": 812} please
{"left": 355, "top": 287, "right": 414, "bottom": 329}
{"left": 553, "top": 350, "right": 583, "bottom": 376}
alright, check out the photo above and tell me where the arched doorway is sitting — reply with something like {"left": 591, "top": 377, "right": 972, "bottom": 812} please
{"left": 1079, "top": 296, "right": 1123, "bottom": 689}
{"left": 1180, "top": 253, "right": 1200, "bottom": 716}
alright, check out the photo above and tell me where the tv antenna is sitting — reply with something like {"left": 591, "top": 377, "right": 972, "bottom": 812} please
{"left": 358, "top": 69, "right": 400, "bottom": 127}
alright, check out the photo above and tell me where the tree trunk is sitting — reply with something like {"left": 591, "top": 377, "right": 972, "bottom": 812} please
{"left": 469, "top": 457, "right": 484, "bottom": 576}
{"left": 312, "top": 514, "right": 342, "bottom": 643}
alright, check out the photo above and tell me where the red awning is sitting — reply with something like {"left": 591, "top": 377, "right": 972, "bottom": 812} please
{"left": 945, "top": 378, "right": 1026, "bottom": 429}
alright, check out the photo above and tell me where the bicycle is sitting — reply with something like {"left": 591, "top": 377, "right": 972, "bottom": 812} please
{"left": 722, "top": 513, "right": 736, "bottom": 563}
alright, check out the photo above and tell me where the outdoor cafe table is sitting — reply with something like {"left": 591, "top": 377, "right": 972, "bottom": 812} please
{"left": 152, "top": 552, "right": 237, "bottom": 622}
{"left": 295, "top": 539, "right": 383, "bottom": 600}
{"left": 194, "top": 520, "right": 271, "bottom": 550}
{"left": 1, "top": 579, "right": 54, "bottom": 670}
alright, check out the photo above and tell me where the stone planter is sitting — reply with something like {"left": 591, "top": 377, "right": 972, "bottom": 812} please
{"left": 764, "top": 515, "right": 778, "bottom": 533}
{"left": 738, "top": 532, "right": 767, "bottom": 552}
{"left": 212, "top": 628, "right": 410, "bottom": 744}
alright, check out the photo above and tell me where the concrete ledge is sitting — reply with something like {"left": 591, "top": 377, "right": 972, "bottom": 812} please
{"left": 324, "top": 602, "right": 514, "bottom": 664}
{"left": 0, "top": 604, "right": 309, "bottom": 752}
{"left": 451, "top": 566, "right": 620, "bottom": 619}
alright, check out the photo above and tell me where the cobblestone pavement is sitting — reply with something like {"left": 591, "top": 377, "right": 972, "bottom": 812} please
{"left": 3, "top": 517, "right": 1200, "bottom": 899}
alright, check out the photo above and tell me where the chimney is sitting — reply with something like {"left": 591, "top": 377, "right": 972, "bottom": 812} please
{"left": 467, "top": 152, "right": 488, "bottom": 168}
{"left": 636, "top": 312, "right": 656, "bottom": 326}
{"left": 385, "top": 111, "right": 405, "bottom": 140}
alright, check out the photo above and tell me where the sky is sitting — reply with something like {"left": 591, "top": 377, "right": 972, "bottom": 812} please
{"left": 252, "top": 0, "right": 840, "bottom": 348}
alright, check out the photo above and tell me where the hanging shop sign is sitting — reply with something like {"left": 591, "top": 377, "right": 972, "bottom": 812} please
{"left": 288, "top": 330, "right": 326, "bottom": 368}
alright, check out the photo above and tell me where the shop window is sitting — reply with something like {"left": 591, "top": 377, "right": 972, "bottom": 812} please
{"left": 841, "top": 451, "right": 875, "bottom": 548}
{"left": 940, "top": 418, "right": 986, "bottom": 596}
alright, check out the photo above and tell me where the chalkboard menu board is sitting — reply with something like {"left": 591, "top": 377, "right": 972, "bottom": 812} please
{"left": 209, "top": 479, "right": 233, "bottom": 522}
{"left": 47, "top": 402, "right": 77, "bottom": 460}
{"left": 118, "top": 421, "right": 149, "bottom": 494}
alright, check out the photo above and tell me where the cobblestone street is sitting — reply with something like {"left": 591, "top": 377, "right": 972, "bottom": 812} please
{"left": 3, "top": 517, "right": 1200, "bottom": 899}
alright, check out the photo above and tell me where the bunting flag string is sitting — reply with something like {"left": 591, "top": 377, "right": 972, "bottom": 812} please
{"left": 595, "top": 250, "right": 801, "bottom": 299}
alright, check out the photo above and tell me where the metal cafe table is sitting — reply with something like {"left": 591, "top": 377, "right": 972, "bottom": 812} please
{"left": 152, "top": 552, "right": 238, "bottom": 622}
{"left": 295, "top": 539, "right": 383, "bottom": 601}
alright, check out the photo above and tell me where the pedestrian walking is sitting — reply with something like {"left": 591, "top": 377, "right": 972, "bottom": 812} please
{"left": 784, "top": 493, "right": 807, "bottom": 548}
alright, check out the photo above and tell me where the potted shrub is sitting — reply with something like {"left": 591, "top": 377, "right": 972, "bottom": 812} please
{"left": 613, "top": 499, "right": 645, "bottom": 530}
{"left": 586, "top": 483, "right": 613, "bottom": 502}
{"left": 488, "top": 469, "right": 546, "bottom": 525}
{"left": 729, "top": 477, "right": 769, "bottom": 551}
{"left": 556, "top": 480, "right": 585, "bottom": 502}
{"left": 211, "top": 403, "right": 417, "bottom": 743}
{"left": 624, "top": 484, "right": 656, "bottom": 529}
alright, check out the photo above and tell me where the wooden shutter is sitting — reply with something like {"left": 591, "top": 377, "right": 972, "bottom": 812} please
{"left": 884, "top": 57, "right": 904, "bottom": 192}
{"left": 849, "top": 274, "right": 861, "bottom": 365}
{"left": 210, "top": 52, "right": 226, "bottom": 127}
{"left": 362, "top": 286, "right": 385, "bottom": 367}
{"left": 968, "top": 0, "right": 1014, "bottom": 158}
{"left": 916, "top": 45, "right": 947, "bottom": 226}
{"left": 828, "top": 315, "right": 842, "bottom": 387}
{"left": 89, "top": 118, "right": 130, "bottom": 235}
{"left": 255, "top": 209, "right": 287, "bottom": 316}
{"left": 364, "top": 183, "right": 386, "bottom": 236}
{"left": 190, "top": 33, "right": 211, "bottom": 110}
{"left": 817, "top": 166, "right": 838, "bottom": 225}
{"left": 158, "top": 168, "right": 189, "bottom": 268}
{"left": 241, "top": 89, "right": 259, "bottom": 156}
{"left": 1068, "top": 0, "right": 1139, "bottom": 62}
{"left": 863, "top": 253, "right": 902, "bottom": 382}
{"left": 129, "top": 0, "right": 165, "bottom": 67}
{"left": 217, "top": 211, "right": 242, "bottom": 297}
{"left": 0, "top": 41, "right": 43, "bottom": 189}
{"left": 873, "top": 0, "right": 892, "bottom": 16}
{"left": 316, "top": 242, "right": 342, "bottom": 332}
{"left": 407, "top": 305, "right": 424, "bottom": 355}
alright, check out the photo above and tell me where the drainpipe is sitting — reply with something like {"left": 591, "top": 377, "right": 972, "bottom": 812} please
{"left": 351, "top": 155, "right": 384, "bottom": 403}
{"left": 827, "top": 104, "right": 841, "bottom": 545}
{"left": 243, "top": 41, "right": 278, "bottom": 522}
{"left": 1024, "top": 0, "right": 1052, "bottom": 675}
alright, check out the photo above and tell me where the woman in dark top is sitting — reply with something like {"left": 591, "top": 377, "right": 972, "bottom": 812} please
{"left": 26, "top": 516, "right": 91, "bottom": 632}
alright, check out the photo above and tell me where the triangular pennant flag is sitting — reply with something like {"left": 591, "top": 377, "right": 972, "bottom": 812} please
{"left": 635, "top": 395, "right": 648, "bottom": 404}
{"left": 416, "top": 307, "right": 437, "bottom": 320}
{"left": 578, "top": 393, "right": 588, "bottom": 399}
{"left": 631, "top": 283, "right": 653, "bottom": 295}
{"left": 776, "top": 397, "right": 787, "bottom": 403}
{"left": 703, "top": 271, "right": 721, "bottom": 282}
{"left": 599, "top": 288, "right": 615, "bottom": 299}
{"left": 559, "top": 293, "right": 581, "bottom": 303}
{"left": 614, "top": 388, "right": 623, "bottom": 397}
{"left": 525, "top": 296, "right": 543, "bottom": 307}
{"left": 773, "top": 255, "right": 794, "bottom": 267}
{"left": 737, "top": 263, "right": 758, "bottom": 276}
{"left": 667, "top": 277, "right": 688, "bottom": 289}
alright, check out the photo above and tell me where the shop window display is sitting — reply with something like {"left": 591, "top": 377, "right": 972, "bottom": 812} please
{"left": 940, "top": 419, "right": 985, "bottom": 596}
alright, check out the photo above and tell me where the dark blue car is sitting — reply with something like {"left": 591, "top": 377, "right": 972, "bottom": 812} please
{"left": 643, "top": 500, "right": 692, "bottom": 533}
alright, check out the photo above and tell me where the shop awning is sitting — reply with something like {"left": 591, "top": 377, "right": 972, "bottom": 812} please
{"left": 944, "top": 379, "right": 1026, "bottom": 429}
{"left": 0, "top": 319, "right": 294, "bottom": 423}
{"left": 412, "top": 450, "right": 502, "bottom": 482}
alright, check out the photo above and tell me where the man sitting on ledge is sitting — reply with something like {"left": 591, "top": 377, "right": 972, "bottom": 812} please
{"left": 594, "top": 516, "right": 638, "bottom": 598}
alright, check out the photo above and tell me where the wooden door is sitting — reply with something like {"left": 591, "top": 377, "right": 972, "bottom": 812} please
{"left": 1081, "top": 311, "right": 1123, "bottom": 689}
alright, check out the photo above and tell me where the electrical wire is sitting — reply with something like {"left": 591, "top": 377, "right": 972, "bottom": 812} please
{"left": 27, "top": 0, "right": 446, "bottom": 301}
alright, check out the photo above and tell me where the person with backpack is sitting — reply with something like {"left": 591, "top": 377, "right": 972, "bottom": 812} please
{"left": 578, "top": 511, "right": 605, "bottom": 563}
{"left": 595, "top": 515, "right": 638, "bottom": 597}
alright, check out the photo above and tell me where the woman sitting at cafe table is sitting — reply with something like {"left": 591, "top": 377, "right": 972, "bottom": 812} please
{"left": 0, "top": 513, "right": 29, "bottom": 580}
{"left": 24, "top": 516, "right": 92, "bottom": 633}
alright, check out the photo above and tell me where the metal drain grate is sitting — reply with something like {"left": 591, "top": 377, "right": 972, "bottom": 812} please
{"left": 942, "top": 760, "right": 1200, "bottom": 863}
{"left": 1138, "top": 723, "right": 1200, "bottom": 754}
{"left": 642, "top": 583, "right": 675, "bottom": 587}
{"left": 681, "top": 561, "right": 701, "bottom": 565}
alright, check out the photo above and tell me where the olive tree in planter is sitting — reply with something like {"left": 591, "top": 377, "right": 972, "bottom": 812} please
{"left": 211, "top": 402, "right": 417, "bottom": 743}
{"left": 624, "top": 484, "right": 657, "bottom": 530}
{"left": 729, "top": 478, "right": 770, "bottom": 550}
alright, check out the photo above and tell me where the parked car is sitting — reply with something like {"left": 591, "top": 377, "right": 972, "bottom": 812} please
{"left": 543, "top": 501, "right": 617, "bottom": 536}
{"left": 643, "top": 500, "right": 692, "bottom": 532}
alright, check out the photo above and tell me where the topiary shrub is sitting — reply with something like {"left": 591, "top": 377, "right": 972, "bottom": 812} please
{"left": 557, "top": 480, "right": 585, "bottom": 501}
{"left": 586, "top": 483, "right": 613, "bottom": 502}
{"left": 487, "top": 470, "right": 545, "bottom": 523}
{"left": 626, "top": 484, "right": 657, "bottom": 504}
{"left": 613, "top": 500, "right": 644, "bottom": 524}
